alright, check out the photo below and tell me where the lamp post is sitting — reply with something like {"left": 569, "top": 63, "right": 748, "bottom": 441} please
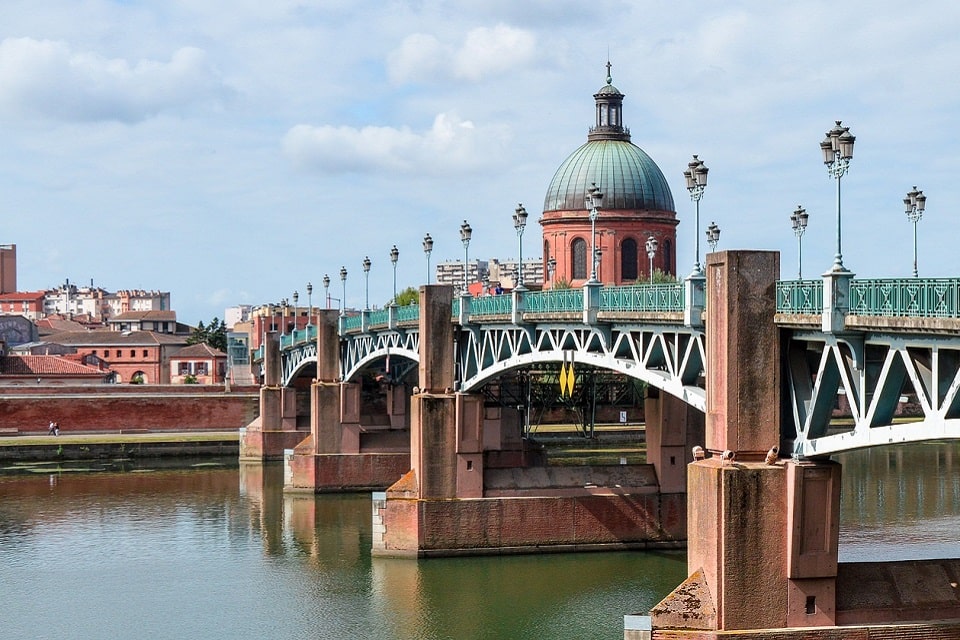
{"left": 513, "top": 203, "right": 528, "bottom": 291}
{"left": 790, "top": 205, "right": 809, "bottom": 279}
{"left": 422, "top": 233, "right": 434, "bottom": 284}
{"left": 339, "top": 266, "right": 347, "bottom": 314}
{"left": 820, "top": 120, "right": 856, "bottom": 271}
{"left": 390, "top": 245, "right": 399, "bottom": 305}
{"left": 460, "top": 220, "right": 472, "bottom": 294}
{"left": 683, "top": 155, "right": 709, "bottom": 275}
{"left": 547, "top": 256, "right": 556, "bottom": 288}
{"left": 645, "top": 236, "right": 659, "bottom": 284}
{"left": 362, "top": 256, "right": 371, "bottom": 310}
{"left": 705, "top": 221, "right": 721, "bottom": 253}
{"left": 322, "top": 274, "right": 330, "bottom": 309}
{"left": 904, "top": 186, "right": 926, "bottom": 278}
{"left": 585, "top": 183, "right": 603, "bottom": 283}
{"left": 280, "top": 298, "right": 288, "bottom": 336}
{"left": 306, "top": 282, "right": 313, "bottom": 327}
{"left": 292, "top": 290, "right": 298, "bottom": 335}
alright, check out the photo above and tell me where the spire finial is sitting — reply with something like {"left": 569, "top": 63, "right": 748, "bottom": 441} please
{"left": 605, "top": 59, "right": 612, "bottom": 85}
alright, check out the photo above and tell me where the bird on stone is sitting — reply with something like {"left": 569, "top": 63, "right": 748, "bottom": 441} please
{"left": 764, "top": 446, "right": 779, "bottom": 465}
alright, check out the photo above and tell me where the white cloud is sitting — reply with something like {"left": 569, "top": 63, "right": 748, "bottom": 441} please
{"left": 0, "top": 38, "right": 231, "bottom": 123}
{"left": 387, "top": 24, "right": 535, "bottom": 84}
{"left": 282, "top": 111, "right": 510, "bottom": 175}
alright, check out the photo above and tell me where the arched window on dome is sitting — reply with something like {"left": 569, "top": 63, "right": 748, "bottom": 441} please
{"left": 572, "top": 238, "right": 587, "bottom": 280}
{"left": 621, "top": 238, "right": 638, "bottom": 281}
{"left": 662, "top": 240, "right": 672, "bottom": 274}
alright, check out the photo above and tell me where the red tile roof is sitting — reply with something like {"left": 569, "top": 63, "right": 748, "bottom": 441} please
{"left": 0, "top": 355, "right": 108, "bottom": 377}
{"left": 43, "top": 330, "right": 187, "bottom": 346}
{"left": 172, "top": 343, "right": 227, "bottom": 358}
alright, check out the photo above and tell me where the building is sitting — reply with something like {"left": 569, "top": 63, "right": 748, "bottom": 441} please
{"left": 0, "top": 291, "right": 45, "bottom": 321}
{"left": 540, "top": 64, "right": 678, "bottom": 287}
{"left": 169, "top": 343, "right": 227, "bottom": 385}
{"left": 41, "top": 280, "right": 171, "bottom": 322}
{"left": 224, "top": 305, "right": 252, "bottom": 330}
{"left": 435, "top": 258, "right": 544, "bottom": 294}
{"left": 0, "top": 244, "right": 15, "bottom": 294}
{"left": 0, "top": 355, "right": 111, "bottom": 385}
{"left": 106, "top": 310, "right": 182, "bottom": 334}
{"left": 42, "top": 330, "right": 189, "bottom": 384}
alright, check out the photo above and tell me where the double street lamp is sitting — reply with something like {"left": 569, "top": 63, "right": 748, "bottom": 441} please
{"left": 390, "top": 245, "right": 399, "bottom": 305}
{"left": 547, "top": 256, "right": 556, "bottom": 288}
{"left": 904, "top": 186, "right": 927, "bottom": 278}
{"left": 460, "top": 220, "right": 472, "bottom": 294}
{"left": 322, "top": 274, "right": 330, "bottom": 309}
{"left": 339, "top": 266, "right": 347, "bottom": 314}
{"left": 585, "top": 183, "right": 603, "bottom": 283}
{"left": 422, "top": 233, "right": 434, "bottom": 284}
{"left": 513, "top": 204, "right": 528, "bottom": 291}
{"left": 292, "top": 290, "right": 298, "bottom": 333}
{"left": 645, "top": 236, "right": 658, "bottom": 284}
{"left": 362, "top": 256, "right": 371, "bottom": 310}
{"left": 683, "top": 155, "right": 709, "bottom": 275}
{"left": 820, "top": 121, "right": 856, "bottom": 271}
{"left": 790, "top": 206, "right": 809, "bottom": 279}
{"left": 705, "top": 221, "right": 721, "bottom": 253}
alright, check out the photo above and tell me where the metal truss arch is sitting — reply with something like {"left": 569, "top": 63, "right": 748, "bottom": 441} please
{"left": 340, "top": 330, "right": 420, "bottom": 383}
{"left": 457, "top": 323, "right": 706, "bottom": 411}
{"left": 281, "top": 341, "right": 317, "bottom": 386}
{"left": 785, "top": 330, "right": 960, "bottom": 458}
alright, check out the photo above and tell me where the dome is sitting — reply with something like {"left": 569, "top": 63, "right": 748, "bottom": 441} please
{"left": 542, "top": 139, "right": 675, "bottom": 212}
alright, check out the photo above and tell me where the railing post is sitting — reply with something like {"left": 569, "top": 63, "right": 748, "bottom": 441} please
{"left": 458, "top": 292, "right": 471, "bottom": 325}
{"left": 511, "top": 289, "right": 523, "bottom": 324}
{"left": 582, "top": 280, "right": 601, "bottom": 323}
{"left": 822, "top": 269, "right": 854, "bottom": 333}
{"left": 361, "top": 309, "right": 370, "bottom": 334}
{"left": 388, "top": 304, "right": 398, "bottom": 330}
{"left": 684, "top": 273, "right": 705, "bottom": 327}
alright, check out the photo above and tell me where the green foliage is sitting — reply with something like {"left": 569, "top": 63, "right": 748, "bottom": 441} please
{"left": 552, "top": 277, "right": 572, "bottom": 290}
{"left": 183, "top": 374, "right": 199, "bottom": 384}
{"left": 650, "top": 269, "right": 678, "bottom": 284}
{"left": 393, "top": 286, "right": 419, "bottom": 306}
{"left": 130, "top": 373, "right": 144, "bottom": 385}
{"left": 188, "top": 317, "right": 228, "bottom": 352}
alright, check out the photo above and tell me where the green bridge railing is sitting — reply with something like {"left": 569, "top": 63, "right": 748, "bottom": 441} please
{"left": 267, "top": 279, "right": 960, "bottom": 358}
{"left": 850, "top": 278, "right": 960, "bottom": 318}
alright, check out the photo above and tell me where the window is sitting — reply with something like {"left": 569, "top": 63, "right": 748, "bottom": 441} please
{"left": 130, "top": 350, "right": 135, "bottom": 357}
{"left": 662, "top": 240, "right": 672, "bottom": 273}
{"left": 143, "top": 350, "right": 148, "bottom": 357}
{"left": 572, "top": 238, "right": 587, "bottom": 280}
{"left": 196, "top": 362, "right": 208, "bottom": 375}
{"left": 91, "top": 350, "right": 97, "bottom": 356}
{"left": 179, "top": 363, "right": 190, "bottom": 375}
{"left": 116, "top": 350, "right": 121, "bottom": 357}
{"left": 621, "top": 238, "right": 638, "bottom": 281}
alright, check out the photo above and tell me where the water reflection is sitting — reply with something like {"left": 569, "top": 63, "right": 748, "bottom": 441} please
{"left": 838, "top": 440, "right": 960, "bottom": 562}
{"left": 2, "top": 442, "right": 958, "bottom": 639}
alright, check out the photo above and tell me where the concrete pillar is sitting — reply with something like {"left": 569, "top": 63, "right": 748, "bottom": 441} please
{"left": 644, "top": 387, "right": 703, "bottom": 494}
{"left": 651, "top": 250, "right": 845, "bottom": 634}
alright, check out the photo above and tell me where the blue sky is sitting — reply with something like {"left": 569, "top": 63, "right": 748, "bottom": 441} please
{"left": 1, "top": 1, "right": 958, "bottom": 324}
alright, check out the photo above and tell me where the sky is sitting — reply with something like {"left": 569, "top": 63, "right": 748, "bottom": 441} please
{"left": 2, "top": 1, "right": 959, "bottom": 325}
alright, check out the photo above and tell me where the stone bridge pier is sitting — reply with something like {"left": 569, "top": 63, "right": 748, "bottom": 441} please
{"left": 286, "top": 310, "right": 410, "bottom": 492}
{"left": 240, "top": 331, "right": 309, "bottom": 460}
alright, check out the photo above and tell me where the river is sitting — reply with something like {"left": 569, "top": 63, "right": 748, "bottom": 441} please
{"left": 1, "top": 441, "right": 958, "bottom": 639}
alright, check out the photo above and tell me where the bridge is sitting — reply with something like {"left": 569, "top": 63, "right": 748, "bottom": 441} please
{"left": 266, "top": 271, "right": 960, "bottom": 459}
{"left": 242, "top": 251, "right": 960, "bottom": 638}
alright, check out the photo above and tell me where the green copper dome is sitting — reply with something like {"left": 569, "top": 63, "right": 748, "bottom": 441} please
{"left": 543, "top": 139, "right": 675, "bottom": 212}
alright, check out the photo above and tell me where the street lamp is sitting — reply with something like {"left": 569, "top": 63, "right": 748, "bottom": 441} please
{"left": 547, "top": 256, "right": 556, "bottom": 288}
{"left": 390, "top": 245, "right": 399, "bottom": 305}
{"left": 362, "top": 256, "right": 371, "bottom": 310}
{"left": 513, "top": 203, "right": 528, "bottom": 291}
{"left": 820, "top": 120, "right": 856, "bottom": 271}
{"left": 306, "top": 282, "right": 313, "bottom": 327}
{"left": 322, "top": 274, "right": 330, "bottom": 309}
{"left": 645, "top": 236, "right": 659, "bottom": 284}
{"left": 292, "top": 290, "right": 298, "bottom": 334}
{"left": 280, "top": 297, "right": 288, "bottom": 336}
{"left": 422, "top": 233, "right": 434, "bottom": 284}
{"left": 585, "top": 183, "right": 603, "bottom": 283}
{"left": 705, "top": 221, "right": 721, "bottom": 253}
{"left": 790, "top": 205, "right": 809, "bottom": 279}
{"left": 904, "top": 186, "right": 927, "bottom": 278}
{"left": 683, "top": 155, "right": 709, "bottom": 275}
{"left": 339, "top": 266, "right": 347, "bottom": 314}
{"left": 460, "top": 220, "right": 472, "bottom": 294}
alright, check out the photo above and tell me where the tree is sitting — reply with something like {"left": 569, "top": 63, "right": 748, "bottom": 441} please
{"left": 393, "top": 286, "right": 419, "bottom": 306}
{"left": 188, "top": 317, "right": 228, "bottom": 352}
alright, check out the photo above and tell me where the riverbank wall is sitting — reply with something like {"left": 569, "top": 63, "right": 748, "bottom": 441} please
{"left": 0, "top": 385, "right": 259, "bottom": 434}
{"left": 0, "top": 434, "right": 239, "bottom": 462}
